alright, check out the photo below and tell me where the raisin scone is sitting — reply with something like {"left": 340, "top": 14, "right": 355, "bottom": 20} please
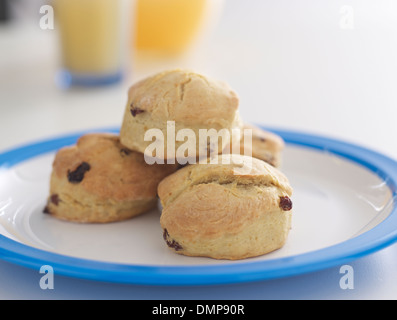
{"left": 44, "top": 133, "right": 178, "bottom": 223}
{"left": 158, "top": 154, "right": 293, "bottom": 260}
{"left": 227, "top": 123, "right": 285, "bottom": 168}
{"left": 120, "top": 69, "right": 243, "bottom": 163}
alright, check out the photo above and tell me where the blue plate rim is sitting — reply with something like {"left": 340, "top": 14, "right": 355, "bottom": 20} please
{"left": 0, "top": 126, "right": 397, "bottom": 286}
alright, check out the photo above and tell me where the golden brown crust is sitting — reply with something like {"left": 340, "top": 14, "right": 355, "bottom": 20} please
{"left": 226, "top": 123, "right": 285, "bottom": 167}
{"left": 158, "top": 154, "right": 293, "bottom": 260}
{"left": 158, "top": 154, "right": 292, "bottom": 207}
{"left": 126, "top": 69, "right": 239, "bottom": 125}
{"left": 119, "top": 69, "right": 243, "bottom": 160}
{"left": 45, "top": 133, "right": 178, "bottom": 223}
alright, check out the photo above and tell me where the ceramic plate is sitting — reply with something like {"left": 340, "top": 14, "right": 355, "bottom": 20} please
{"left": 0, "top": 126, "right": 396, "bottom": 285}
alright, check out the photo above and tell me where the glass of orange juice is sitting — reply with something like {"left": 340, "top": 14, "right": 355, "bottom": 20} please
{"left": 134, "top": 0, "right": 210, "bottom": 55}
{"left": 54, "top": 0, "right": 127, "bottom": 87}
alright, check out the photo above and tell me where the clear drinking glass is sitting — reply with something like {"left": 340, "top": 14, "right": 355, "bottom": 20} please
{"left": 54, "top": 0, "right": 124, "bottom": 87}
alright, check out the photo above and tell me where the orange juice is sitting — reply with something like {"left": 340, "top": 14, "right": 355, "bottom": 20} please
{"left": 54, "top": 0, "right": 121, "bottom": 76}
{"left": 135, "top": 0, "right": 208, "bottom": 54}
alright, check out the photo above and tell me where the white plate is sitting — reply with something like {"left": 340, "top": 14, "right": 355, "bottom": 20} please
{"left": 0, "top": 127, "right": 396, "bottom": 285}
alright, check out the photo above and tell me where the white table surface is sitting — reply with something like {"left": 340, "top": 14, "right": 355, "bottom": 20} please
{"left": 1, "top": 0, "right": 397, "bottom": 300}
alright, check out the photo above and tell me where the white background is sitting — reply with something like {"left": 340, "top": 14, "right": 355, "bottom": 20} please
{"left": 1, "top": 0, "right": 397, "bottom": 299}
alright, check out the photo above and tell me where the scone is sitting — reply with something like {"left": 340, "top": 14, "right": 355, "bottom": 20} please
{"left": 158, "top": 154, "right": 293, "bottom": 260}
{"left": 228, "top": 123, "right": 285, "bottom": 168}
{"left": 120, "top": 69, "right": 242, "bottom": 163}
{"left": 44, "top": 133, "right": 178, "bottom": 223}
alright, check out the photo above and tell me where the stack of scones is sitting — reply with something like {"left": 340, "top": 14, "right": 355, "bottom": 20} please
{"left": 44, "top": 69, "right": 293, "bottom": 260}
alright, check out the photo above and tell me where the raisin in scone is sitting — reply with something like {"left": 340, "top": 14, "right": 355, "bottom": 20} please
{"left": 120, "top": 69, "right": 242, "bottom": 162}
{"left": 158, "top": 154, "right": 293, "bottom": 260}
{"left": 228, "top": 123, "right": 285, "bottom": 168}
{"left": 44, "top": 133, "right": 178, "bottom": 223}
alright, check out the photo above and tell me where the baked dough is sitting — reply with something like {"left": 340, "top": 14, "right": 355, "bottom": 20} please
{"left": 120, "top": 69, "right": 242, "bottom": 163}
{"left": 158, "top": 154, "right": 293, "bottom": 260}
{"left": 227, "top": 123, "right": 285, "bottom": 167}
{"left": 44, "top": 133, "right": 178, "bottom": 223}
